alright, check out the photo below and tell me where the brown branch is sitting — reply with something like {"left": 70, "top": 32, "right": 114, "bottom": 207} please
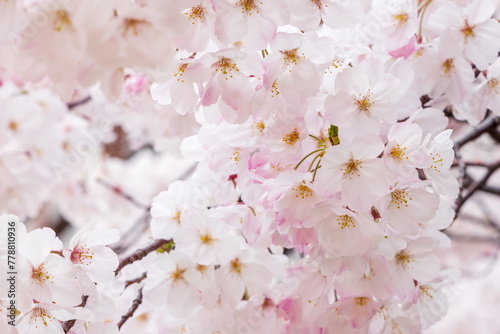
{"left": 124, "top": 272, "right": 147, "bottom": 289}
{"left": 454, "top": 160, "right": 500, "bottom": 216}
{"left": 62, "top": 295, "right": 89, "bottom": 333}
{"left": 111, "top": 211, "right": 151, "bottom": 254}
{"left": 453, "top": 149, "right": 467, "bottom": 220}
{"left": 97, "top": 178, "right": 149, "bottom": 210}
{"left": 117, "top": 288, "right": 143, "bottom": 330}
{"left": 67, "top": 96, "right": 92, "bottom": 109}
{"left": 444, "top": 231, "right": 500, "bottom": 244}
{"left": 479, "top": 185, "right": 500, "bottom": 196}
{"left": 115, "top": 239, "right": 170, "bottom": 275}
{"left": 452, "top": 161, "right": 491, "bottom": 168}
{"left": 454, "top": 114, "right": 500, "bottom": 149}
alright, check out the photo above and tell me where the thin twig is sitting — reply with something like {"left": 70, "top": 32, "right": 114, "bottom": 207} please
{"left": 115, "top": 239, "right": 171, "bottom": 275}
{"left": 117, "top": 288, "right": 143, "bottom": 330}
{"left": 454, "top": 160, "right": 500, "bottom": 216}
{"left": 97, "top": 178, "right": 149, "bottom": 210}
{"left": 67, "top": 96, "right": 92, "bottom": 109}
{"left": 110, "top": 163, "right": 196, "bottom": 254}
{"left": 454, "top": 114, "right": 500, "bottom": 149}
{"left": 453, "top": 149, "right": 467, "bottom": 220}
{"left": 124, "top": 272, "right": 147, "bottom": 289}
{"left": 111, "top": 211, "right": 151, "bottom": 254}
{"left": 61, "top": 295, "right": 89, "bottom": 333}
{"left": 479, "top": 185, "right": 500, "bottom": 196}
{"left": 444, "top": 231, "right": 500, "bottom": 244}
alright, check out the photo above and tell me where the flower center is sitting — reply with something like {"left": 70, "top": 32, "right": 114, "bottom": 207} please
{"left": 53, "top": 10, "right": 72, "bottom": 32}
{"left": 196, "top": 264, "right": 207, "bottom": 274}
{"left": 8, "top": 121, "right": 17, "bottom": 131}
{"left": 311, "top": 0, "right": 323, "bottom": 9}
{"left": 342, "top": 158, "right": 362, "bottom": 176}
{"left": 185, "top": 5, "right": 205, "bottom": 23}
{"left": 237, "top": 0, "right": 259, "bottom": 13}
{"left": 122, "top": 18, "right": 149, "bottom": 37}
{"left": 230, "top": 151, "right": 241, "bottom": 164}
{"left": 395, "top": 250, "right": 412, "bottom": 269}
{"left": 355, "top": 297, "right": 369, "bottom": 306}
{"left": 199, "top": 233, "right": 216, "bottom": 245}
{"left": 390, "top": 144, "right": 407, "bottom": 161}
{"left": 213, "top": 57, "right": 239, "bottom": 77}
{"left": 175, "top": 63, "right": 189, "bottom": 83}
{"left": 32, "top": 265, "right": 51, "bottom": 284}
{"left": 271, "top": 80, "right": 280, "bottom": 96}
{"left": 282, "top": 129, "right": 300, "bottom": 145}
{"left": 419, "top": 285, "right": 434, "bottom": 299}
{"left": 292, "top": 181, "right": 314, "bottom": 199}
{"left": 253, "top": 122, "right": 265, "bottom": 134}
{"left": 70, "top": 245, "right": 94, "bottom": 265}
{"left": 172, "top": 211, "right": 181, "bottom": 224}
{"left": 441, "top": 59, "right": 454, "bottom": 75}
{"left": 429, "top": 152, "right": 444, "bottom": 173}
{"left": 169, "top": 267, "right": 186, "bottom": 283}
{"left": 393, "top": 13, "right": 409, "bottom": 27}
{"left": 354, "top": 91, "right": 374, "bottom": 114}
{"left": 390, "top": 189, "right": 412, "bottom": 209}
{"left": 460, "top": 20, "right": 475, "bottom": 39}
{"left": 337, "top": 214, "right": 356, "bottom": 229}
{"left": 31, "top": 308, "right": 56, "bottom": 327}
{"left": 230, "top": 258, "right": 244, "bottom": 275}
{"left": 487, "top": 78, "right": 499, "bottom": 95}
{"left": 280, "top": 49, "right": 304, "bottom": 68}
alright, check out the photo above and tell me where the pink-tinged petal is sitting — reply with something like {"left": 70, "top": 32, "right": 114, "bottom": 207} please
{"left": 20, "top": 228, "right": 62, "bottom": 265}
{"left": 389, "top": 36, "right": 416, "bottom": 59}
{"left": 214, "top": 10, "right": 248, "bottom": 44}
{"left": 84, "top": 246, "right": 119, "bottom": 283}
{"left": 465, "top": 20, "right": 500, "bottom": 70}
{"left": 243, "top": 14, "right": 277, "bottom": 50}
{"left": 350, "top": 134, "right": 384, "bottom": 160}
{"left": 150, "top": 81, "right": 173, "bottom": 105}
{"left": 465, "top": 0, "right": 496, "bottom": 25}
{"left": 289, "top": 0, "right": 321, "bottom": 31}
{"left": 101, "top": 68, "right": 124, "bottom": 103}
{"left": 322, "top": 0, "right": 364, "bottom": 30}
{"left": 170, "top": 80, "right": 199, "bottom": 115}
{"left": 200, "top": 80, "right": 221, "bottom": 106}
{"left": 408, "top": 253, "right": 440, "bottom": 282}
{"left": 437, "top": 29, "right": 464, "bottom": 60}
{"left": 429, "top": 4, "right": 463, "bottom": 31}
{"left": 324, "top": 92, "right": 356, "bottom": 124}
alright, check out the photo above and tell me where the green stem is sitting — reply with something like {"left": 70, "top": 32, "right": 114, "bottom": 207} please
{"left": 312, "top": 157, "right": 322, "bottom": 182}
{"left": 308, "top": 153, "right": 322, "bottom": 172}
{"left": 418, "top": 0, "right": 433, "bottom": 41}
{"left": 309, "top": 134, "right": 327, "bottom": 147}
{"left": 294, "top": 149, "right": 325, "bottom": 170}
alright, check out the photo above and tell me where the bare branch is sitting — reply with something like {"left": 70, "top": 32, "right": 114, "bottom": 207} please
{"left": 62, "top": 295, "right": 89, "bottom": 333}
{"left": 444, "top": 231, "right": 500, "bottom": 244}
{"left": 115, "top": 239, "right": 171, "bottom": 275}
{"left": 454, "top": 160, "right": 500, "bottom": 216}
{"left": 454, "top": 114, "right": 500, "bottom": 149}
{"left": 117, "top": 288, "right": 143, "bottom": 330}
{"left": 479, "top": 185, "right": 500, "bottom": 196}
{"left": 124, "top": 272, "right": 147, "bottom": 289}
{"left": 453, "top": 149, "right": 467, "bottom": 220}
{"left": 111, "top": 211, "right": 151, "bottom": 254}
{"left": 67, "top": 96, "right": 92, "bottom": 110}
{"left": 97, "top": 178, "right": 150, "bottom": 210}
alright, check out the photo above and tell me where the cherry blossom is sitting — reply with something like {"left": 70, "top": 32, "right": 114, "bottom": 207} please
{"left": 317, "top": 133, "right": 389, "bottom": 211}
{"left": 62, "top": 224, "right": 119, "bottom": 285}
{"left": 0, "top": 0, "right": 496, "bottom": 332}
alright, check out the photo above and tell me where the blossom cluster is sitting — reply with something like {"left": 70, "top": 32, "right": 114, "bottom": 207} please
{"left": 0, "top": 0, "right": 499, "bottom": 333}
